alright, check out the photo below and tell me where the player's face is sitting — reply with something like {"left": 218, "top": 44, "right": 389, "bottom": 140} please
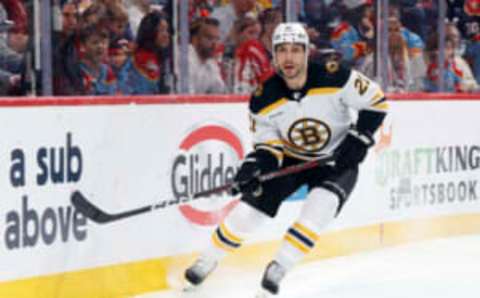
{"left": 275, "top": 43, "right": 307, "bottom": 80}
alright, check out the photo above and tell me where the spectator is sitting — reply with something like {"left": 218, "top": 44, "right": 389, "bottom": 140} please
{"left": 300, "top": 0, "right": 338, "bottom": 50}
{"left": 425, "top": 36, "right": 464, "bottom": 92}
{"left": 0, "top": 1, "right": 23, "bottom": 94}
{"left": 52, "top": 2, "right": 79, "bottom": 55}
{"left": 258, "top": 7, "right": 282, "bottom": 56}
{"left": 330, "top": 0, "right": 374, "bottom": 67}
{"left": 61, "top": 2, "right": 79, "bottom": 37}
{"left": 103, "top": 2, "right": 133, "bottom": 42}
{"left": 109, "top": 38, "right": 132, "bottom": 94}
{"left": 0, "top": 0, "right": 28, "bottom": 34}
{"left": 55, "top": 25, "right": 117, "bottom": 95}
{"left": 211, "top": 0, "right": 262, "bottom": 43}
{"left": 229, "top": 10, "right": 280, "bottom": 94}
{"left": 188, "top": 17, "right": 225, "bottom": 94}
{"left": 81, "top": 2, "right": 107, "bottom": 28}
{"left": 78, "top": 24, "right": 117, "bottom": 95}
{"left": 7, "top": 27, "right": 28, "bottom": 54}
{"left": 397, "top": 0, "right": 434, "bottom": 42}
{"left": 446, "top": 21, "right": 478, "bottom": 92}
{"left": 386, "top": 9, "right": 426, "bottom": 91}
{"left": 389, "top": 4, "right": 426, "bottom": 90}
{"left": 389, "top": 28, "right": 412, "bottom": 91}
{"left": 128, "top": 11, "right": 171, "bottom": 94}
{"left": 357, "top": 3, "right": 427, "bottom": 91}
{"left": 231, "top": 16, "right": 274, "bottom": 94}
{"left": 1, "top": 0, "right": 28, "bottom": 55}
{"left": 461, "top": 0, "right": 480, "bottom": 86}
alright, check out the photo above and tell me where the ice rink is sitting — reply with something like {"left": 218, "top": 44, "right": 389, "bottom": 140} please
{"left": 137, "top": 234, "right": 480, "bottom": 298}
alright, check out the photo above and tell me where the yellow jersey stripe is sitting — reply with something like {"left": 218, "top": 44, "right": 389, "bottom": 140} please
{"left": 370, "top": 91, "right": 385, "bottom": 103}
{"left": 282, "top": 139, "right": 309, "bottom": 153}
{"left": 372, "top": 101, "right": 389, "bottom": 110}
{"left": 258, "top": 98, "right": 288, "bottom": 115}
{"left": 256, "top": 144, "right": 283, "bottom": 154}
{"left": 256, "top": 144, "right": 283, "bottom": 153}
{"left": 256, "top": 145, "right": 284, "bottom": 164}
{"left": 264, "top": 139, "right": 284, "bottom": 146}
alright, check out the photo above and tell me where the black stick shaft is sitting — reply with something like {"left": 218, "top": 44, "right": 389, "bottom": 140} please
{"left": 71, "top": 155, "right": 334, "bottom": 224}
{"left": 193, "top": 155, "right": 334, "bottom": 198}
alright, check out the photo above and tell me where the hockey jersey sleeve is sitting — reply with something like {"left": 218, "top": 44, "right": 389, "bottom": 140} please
{"left": 340, "top": 69, "right": 388, "bottom": 135}
{"left": 340, "top": 69, "right": 388, "bottom": 114}
{"left": 248, "top": 91, "right": 285, "bottom": 169}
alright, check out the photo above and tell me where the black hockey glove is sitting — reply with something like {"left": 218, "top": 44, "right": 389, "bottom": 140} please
{"left": 334, "top": 128, "right": 374, "bottom": 171}
{"left": 230, "top": 159, "right": 263, "bottom": 198}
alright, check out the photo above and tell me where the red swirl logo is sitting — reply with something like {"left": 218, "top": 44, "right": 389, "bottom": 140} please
{"left": 172, "top": 124, "right": 244, "bottom": 226}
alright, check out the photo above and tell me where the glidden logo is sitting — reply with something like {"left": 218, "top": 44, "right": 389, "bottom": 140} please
{"left": 171, "top": 123, "right": 244, "bottom": 226}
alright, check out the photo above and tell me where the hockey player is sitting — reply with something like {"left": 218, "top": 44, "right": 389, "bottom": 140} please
{"left": 184, "top": 22, "right": 388, "bottom": 297}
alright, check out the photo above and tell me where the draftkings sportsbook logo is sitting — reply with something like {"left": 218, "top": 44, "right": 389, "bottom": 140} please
{"left": 375, "top": 144, "right": 480, "bottom": 211}
{"left": 171, "top": 123, "right": 244, "bottom": 226}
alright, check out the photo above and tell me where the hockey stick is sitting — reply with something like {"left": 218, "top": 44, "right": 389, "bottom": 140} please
{"left": 71, "top": 155, "right": 335, "bottom": 224}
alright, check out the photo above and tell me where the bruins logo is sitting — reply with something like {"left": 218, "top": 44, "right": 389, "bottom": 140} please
{"left": 326, "top": 60, "right": 339, "bottom": 73}
{"left": 287, "top": 118, "right": 331, "bottom": 152}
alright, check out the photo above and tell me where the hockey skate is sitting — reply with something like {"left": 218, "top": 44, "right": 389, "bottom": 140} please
{"left": 255, "top": 261, "right": 286, "bottom": 297}
{"left": 183, "top": 256, "right": 218, "bottom": 292}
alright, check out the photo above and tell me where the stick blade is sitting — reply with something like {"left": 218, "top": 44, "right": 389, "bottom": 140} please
{"left": 71, "top": 190, "right": 114, "bottom": 224}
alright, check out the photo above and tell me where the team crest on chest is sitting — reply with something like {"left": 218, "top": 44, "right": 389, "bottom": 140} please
{"left": 287, "top": 118, "right": 331, "bottom": 152}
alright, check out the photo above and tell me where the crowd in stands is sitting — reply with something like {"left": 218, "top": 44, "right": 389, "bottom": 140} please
{"left": 0, "top": 0, "right": 479, "bottom": 96}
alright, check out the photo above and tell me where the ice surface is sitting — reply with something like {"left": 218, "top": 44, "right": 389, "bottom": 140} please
{"left": 136, "top": 234, "right": 480, "bottom": 298}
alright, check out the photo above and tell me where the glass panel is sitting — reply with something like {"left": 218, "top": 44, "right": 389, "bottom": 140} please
{"left": 388, "top": 0, "right": 478, "bottom": 94}
{"left": 51, "top": 0, "right": 174, "bottom": 96}
{"left": 13, "top": 0, "right": 480, "bottom": 96}
{"left": 298, "top": 0, "right": 378, "bottom": 84}
{"left": 186, "top": 0, "right": 283, "bottom": 94}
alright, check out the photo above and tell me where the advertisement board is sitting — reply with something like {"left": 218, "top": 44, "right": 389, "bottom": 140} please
{"left": 0, "top": 95, "right": 478, "bottom": 297}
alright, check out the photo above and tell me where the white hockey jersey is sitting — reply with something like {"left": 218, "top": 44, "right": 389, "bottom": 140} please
{"left": 249, "top": 62, "right": 388, "bottom": 163}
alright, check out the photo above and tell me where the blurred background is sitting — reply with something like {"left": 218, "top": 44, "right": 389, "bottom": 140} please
{"left": 0, "top": 0, "right": 479, "bottom": 96}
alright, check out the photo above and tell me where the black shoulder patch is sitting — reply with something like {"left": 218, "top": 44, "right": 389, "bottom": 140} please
{"left": 249, "top": 74, "right": 287, "bottom": 114}
{"left": 307, "top": 62, "right": 351, "bottom": 88}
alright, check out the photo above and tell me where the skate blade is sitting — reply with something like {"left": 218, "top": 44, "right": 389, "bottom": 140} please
{"left": 182, "top": 282, "right": 198, "bottom": 293}
{"left": 181, "top": 278, "right": 203, "bottom": 294}
{"left": 255, "top": 288, "right": 273, "bottom": 298}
